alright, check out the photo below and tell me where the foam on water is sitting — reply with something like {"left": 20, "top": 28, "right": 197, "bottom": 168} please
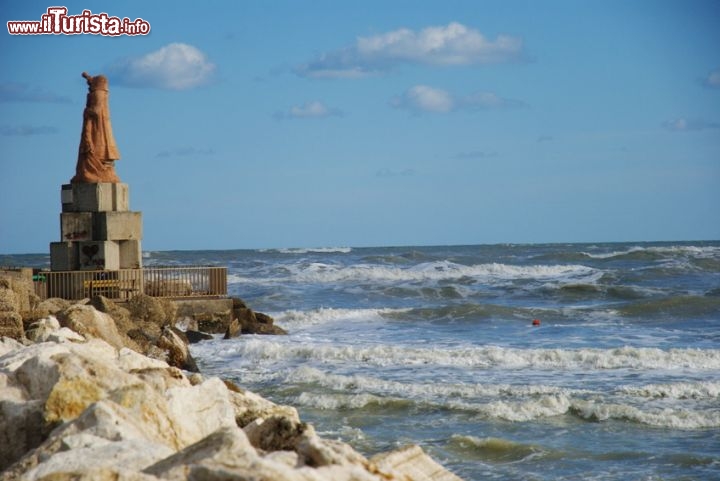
{"left": 582, "top": 245, "right": 720, "bottom": 260}
{"left": 618, "top": 381, "right": 720, "bottom": 400}
{"left": 276, "top": 366, "right": 720, "bottom": 429}
{"left": 259, "top": 247, "right": 353, "bottom": 254}
{"left": 182, "top": 242, "right": 720, "bottom": 480}
{"left": 288, "top": 261, "right": 600, "bottom": 285}
{"left": 271, "top": 307, "right": 407, "bottom": 328}
{"left": 196, "top": 338, "right": 720, "bottom": 371}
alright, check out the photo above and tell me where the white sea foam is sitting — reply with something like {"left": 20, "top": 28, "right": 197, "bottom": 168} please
{"left": 196, "top": 338, "right": 720, "bottom": 371}
{"left": 263, "top": 247, "right": 353, "bottom": 254}
{"left": 618, "top": 381, "right": 720, "bottom": 400}
{"left": 272, "top": 307, "right": 406, "bottom": 328}
{"left": 584, "top": 245, "right": 720, "bottom": 260}
{"left": 289, "top": 261, "right": 599, "bottom": 285}
{"left": 284, "top": 369, "right": 720, "bottom": 429}
{"left": 569, "top": 400, "right": 720, "bottom": 429}
{"left": 285, "top": 366, "right": 577, "bottom": 400}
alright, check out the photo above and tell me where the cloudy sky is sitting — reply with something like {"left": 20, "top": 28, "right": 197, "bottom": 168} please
{"left": 1, "top": 1, "right": 719, "bottom": 253}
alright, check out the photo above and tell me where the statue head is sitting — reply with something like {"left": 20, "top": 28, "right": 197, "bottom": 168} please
{"left": 82, "top": 72, "right": 109, "bottom": 92}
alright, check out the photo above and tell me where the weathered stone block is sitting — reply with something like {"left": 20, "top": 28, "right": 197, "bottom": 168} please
{"left": 78, "top": 241, "right": 120, "bottom": 270}
{"left": 60, "top": 212, "right": 93, "bottom": 242}
{"left": 50, "top": 242, "right": 78, "bottom": 271}
{"left": 94, "top": 211, "right": 142, "bottom": 240}
{"left": 119, "top": 240, "right": 143, "bottom": 269}
{"left": 61, "top": 183, "right": 129, "bottom": 213}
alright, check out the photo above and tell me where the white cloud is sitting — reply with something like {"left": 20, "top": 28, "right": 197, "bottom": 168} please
{"left": 704, "top": 69, "right": 720, "bottom": 88}
{"left": 109, "top": 43, "right": 215, "bottom": 90}
{"left": 391, "top": 85, "right": 454, "bottom": 113}
{"left": 662, "top": 117, "right": 720, "bottom": 132}
{"left": 391, "top": 85, "right": 523, "bottom": 114}
{"left": 297, "top": 22, "right": 523, "bottom": 78}
{"left": 275, "top": 101, "right": 343, "bottom": 120}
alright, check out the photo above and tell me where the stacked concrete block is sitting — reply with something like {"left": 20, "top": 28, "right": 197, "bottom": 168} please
{"left": 50, "top": 183, "right": 143, "bottom": 271}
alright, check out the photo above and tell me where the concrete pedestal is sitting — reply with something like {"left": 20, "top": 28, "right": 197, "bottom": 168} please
{"left": 95, "top": 212, "right": 142, "bottom": 240}
{"left": 61, "top": 183, "right": 129, "bottom": 213}
{"left": 78, "top": 241, "right": 120, "bottom": 270}
{"left": 51, "top": 182, "right": 143, "bottom": 272}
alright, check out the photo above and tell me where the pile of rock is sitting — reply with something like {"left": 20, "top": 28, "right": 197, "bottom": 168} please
{"left": 0, "top": 271, "right": 463, "bottom": 480}
{"left": 1, "top": 318, "right": 463, "bottom": 480}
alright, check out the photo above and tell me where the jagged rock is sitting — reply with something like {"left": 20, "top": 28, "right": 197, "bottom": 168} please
{"left": 91, "top": 295, "right": 133, "bottom": 330}
{"left": 23, "top": 297, "right": 73, "bottom": 327}
{"left": 255, "top": 311, "right": 288, "bottom": 335}
{"left": 57, "top": 304, "right": 131, "bottom": 351}
{"left": 233, "top": 307, "right": 288, "bottom": 335}
{"left": 184, "top": 329, "right": 214, "bottom": 343}
{"left": 232, "top": 297, "right": 248, "bottom": 309}
{"left": 223, "top": 318, "right": 241, "bottom": 339}
{"left": 295, "top": 427, "right": 370, "bottom": 468}
{"left": 0, "top": 336, "right": 24, "bottom": 356}
{"left": 371, "top": 444, "right": 464, "bottom": 481}
{"left": 155, "top": 326, "right": 199, "bottom": 372}
{"left": 0, "top": 283, "right": 24, "bottom": 340}
{"left": 0, "top": 285, "right": 20, "bottom": 312}
{"left": 36, "top": 297, "right": 72, "bottom": 315}
{"left": 0, "top": 310, "right": 465, "bottom": 481}
{"left": 234, "top": 307, "right": 257, "bottom": 331}
{"left": 25, "top": 316, "right": 85, "bottom": 344}
{"left": 0, "top": 339, "right": 237, "bottom": 477}
{"left": 0, "top": 311, "right": 24, "bottom": 340}
{"left": 127, "top": 294, "right": 177, "bottom": 327}
{"left": 175, "top": 316, "right": 199, "bottom": 332}
{"left": 144, "top": 426, "right": 255, "bottom": 479}
{"left": 173, "top": 299, "right": 234, "bottom": 334}
{"left": 243, "top": 415, "right": 308, "bottom": 452}
{"left": 226, "top": 383, "right": 300, "bottom": 428}
{"left": 0, "top": 272, "right": 38, "bottom": 314}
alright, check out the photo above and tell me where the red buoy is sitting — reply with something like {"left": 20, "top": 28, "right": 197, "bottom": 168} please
{"left": 532, "top": 319, "right": 541, "bottom": 326}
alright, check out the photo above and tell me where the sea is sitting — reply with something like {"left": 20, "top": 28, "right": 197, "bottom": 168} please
{"left": 3, "top": 241, "right": 720, "bottom": 480}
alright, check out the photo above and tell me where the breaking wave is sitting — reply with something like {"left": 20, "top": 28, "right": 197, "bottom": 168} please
{"left": 199, "top": 339, "right": 720, "bottom": 371}
{"left": 278, "top": 367, "right": 720, "bottom": 429}
{"left": 262, "top": 247, "right": 353, "bottom": 254}
{"left": 290, "top": 261, "right": 599, "bottom": 285}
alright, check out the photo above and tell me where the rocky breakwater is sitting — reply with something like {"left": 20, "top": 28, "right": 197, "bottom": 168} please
{"left": 0, "top": 278, "right": 464, "bottom": 481}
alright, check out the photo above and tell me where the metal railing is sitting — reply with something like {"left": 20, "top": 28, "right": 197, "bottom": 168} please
{"left": 37, "top": 266, "right": 227, "bottom": 301}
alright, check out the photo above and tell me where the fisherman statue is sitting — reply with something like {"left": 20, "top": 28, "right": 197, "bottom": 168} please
{"left": 72, "top": 72, "right": 121, "bottom": 183}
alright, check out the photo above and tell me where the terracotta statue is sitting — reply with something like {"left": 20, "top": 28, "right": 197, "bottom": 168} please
{"left": 72, "top": 72, "right": 121, "bottom": 183}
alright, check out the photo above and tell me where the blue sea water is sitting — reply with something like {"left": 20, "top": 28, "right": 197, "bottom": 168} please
{"left": 5, "top": 242, "right": 720, "bottom": 480}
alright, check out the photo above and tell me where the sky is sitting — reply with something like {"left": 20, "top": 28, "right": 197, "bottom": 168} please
{"left": 1, "top": 0, "right": 719, "bottom": 253}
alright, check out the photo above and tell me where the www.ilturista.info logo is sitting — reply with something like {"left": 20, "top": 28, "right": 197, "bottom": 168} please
{"left": 7, "top": 7, "right": 150, "bottom": 36}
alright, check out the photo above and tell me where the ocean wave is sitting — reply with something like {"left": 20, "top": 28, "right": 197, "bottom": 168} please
{"left": 292, "top": 391, "right": 413, "bottom": 410}
{"left": 618, "top": 381, "right": 720, "bottom": 400}
{"left": 448, "top": 435, "right": 545, "bottom": 462}
{"left": 289, "top": 261, "right": 599, "bottom": 285}
{"left": 199, "top": 339, "right": 720, "bottom": 371}
{"left": 289, "top": 380, "right": 720, "bottom": 429}
{"left": 262, "top": 247, "right": 353, "bottom": 254}
{"left": 582, "top": 245, "right": 720, "bottom": 261}
{"left": 284, "top": 366, "right": 576, "bottom": 400}
{"left": 618, "top": 295, "right": 720, "bottom": 319}
{"left": 272, "top": 307, "right": 406, "bottom": 327}
{"left": 569, "top": 400, "right": 720, "bottom": 429}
